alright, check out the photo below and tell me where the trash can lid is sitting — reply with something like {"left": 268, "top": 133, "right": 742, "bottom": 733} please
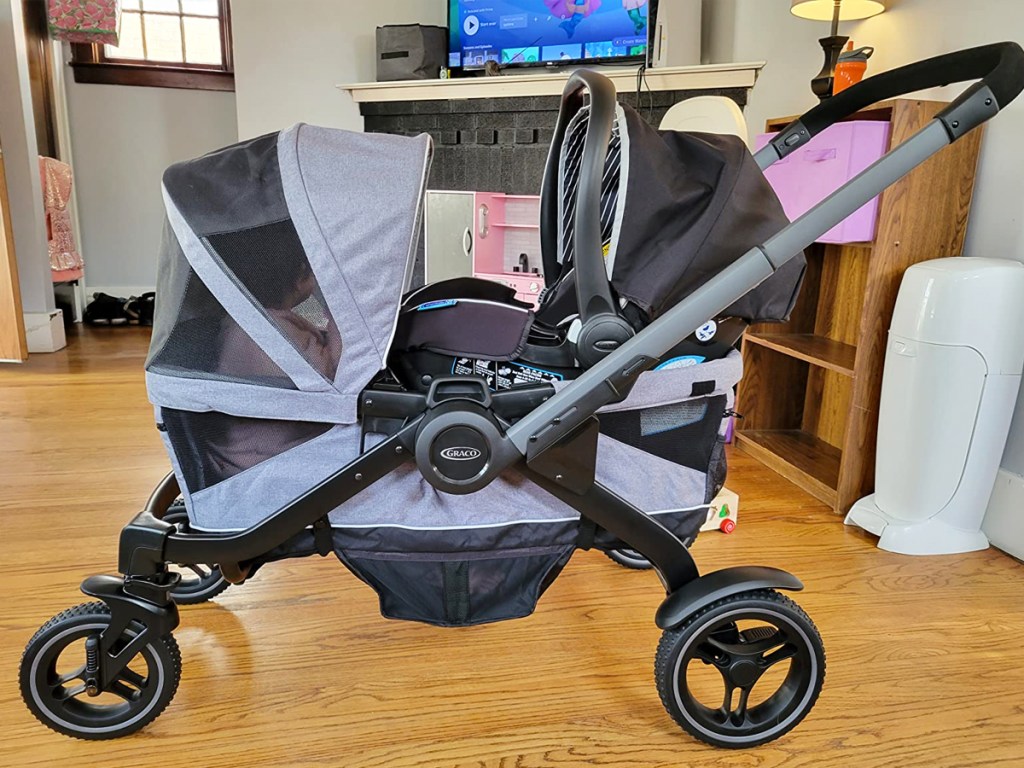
{"left": 891, "top": 257, "right": 1024, "bottom": 372}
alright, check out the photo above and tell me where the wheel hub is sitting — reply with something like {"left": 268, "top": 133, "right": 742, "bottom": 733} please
{"left": 727, "top": 658, "right": 761, "bottom": 688}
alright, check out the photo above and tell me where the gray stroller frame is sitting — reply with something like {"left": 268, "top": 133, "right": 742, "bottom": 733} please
{"left": 20, "top": 43, "right": 1024, "bottom": 748}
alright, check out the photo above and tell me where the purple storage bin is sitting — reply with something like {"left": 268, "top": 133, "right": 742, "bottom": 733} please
{"left": 755, "top": 120, "right": 891, "bottom": 244}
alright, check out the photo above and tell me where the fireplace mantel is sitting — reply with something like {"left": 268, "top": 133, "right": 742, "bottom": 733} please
{"left": 338, "top": 61, "right": 764, "bottom": 103}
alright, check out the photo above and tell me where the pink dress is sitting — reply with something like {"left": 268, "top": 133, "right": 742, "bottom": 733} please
{"left": 38, "top": 157, "right": 84, "bottom": 276}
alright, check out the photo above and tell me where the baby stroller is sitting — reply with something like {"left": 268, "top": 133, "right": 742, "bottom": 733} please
{"left": 20, "top": 43, "right": 1023, "bottom": 748}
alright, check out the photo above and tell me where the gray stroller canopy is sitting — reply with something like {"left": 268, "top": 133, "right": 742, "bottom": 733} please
{"left": 146, "top": 124, "right": 431, "bottom": 425}
{"left": 544, "top": 102, "right": 806, "bottom": 325}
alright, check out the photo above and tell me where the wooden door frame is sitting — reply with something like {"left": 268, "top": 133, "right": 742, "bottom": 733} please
{"left": 0, "top": 143, "right": 29, "bottom": 362}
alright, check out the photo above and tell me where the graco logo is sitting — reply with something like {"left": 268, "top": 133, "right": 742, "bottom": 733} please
{"left": 439, "top": 447, "right": 482, "bottom": 461}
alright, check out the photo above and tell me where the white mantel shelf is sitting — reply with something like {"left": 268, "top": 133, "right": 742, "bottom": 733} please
{"left": 339, "top": 62, "right": 765, "bottom": 103}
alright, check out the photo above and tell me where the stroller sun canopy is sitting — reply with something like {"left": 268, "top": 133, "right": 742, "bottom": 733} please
{"left": 146, "top": 124, "right": 432, "bottom": 424}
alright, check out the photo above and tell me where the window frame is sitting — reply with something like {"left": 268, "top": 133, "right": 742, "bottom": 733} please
{"left": 69, "top": 0, "right": 234, "bottom": 92}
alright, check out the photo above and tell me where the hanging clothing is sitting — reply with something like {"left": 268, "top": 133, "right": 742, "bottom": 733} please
{"left": 39, "top": 156, "right": 84, "bottom": 275}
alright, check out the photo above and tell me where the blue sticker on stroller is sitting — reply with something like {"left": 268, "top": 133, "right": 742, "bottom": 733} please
{"left": 416, "top": 299, "right": 458, "bottom": 311}
{"left": 656, "top": 355, "right": 706, "bottom": 370}
{"left": 452, "top": 358, "right": 563, "bottom": 390}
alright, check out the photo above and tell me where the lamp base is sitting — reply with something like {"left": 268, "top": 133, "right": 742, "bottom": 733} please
{"left": 812, "top": 34, "right": 849, "bottom": 101}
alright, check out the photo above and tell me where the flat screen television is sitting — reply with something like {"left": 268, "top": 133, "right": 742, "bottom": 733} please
{"left": 447, "top": 0, "right": 654, "bottom": 71}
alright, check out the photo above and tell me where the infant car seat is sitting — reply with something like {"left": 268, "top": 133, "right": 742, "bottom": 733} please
{"left": 389, "top": 74, "right": 805, "bottom": 391}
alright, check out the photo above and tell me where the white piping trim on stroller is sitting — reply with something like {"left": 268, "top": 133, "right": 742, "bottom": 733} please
{"left": 385, "top": 136, "right": 436, "bottom": 360}
{"left": 145, "top": 370, "right": 354, "bottom": 423}
{"left": 186, "top": 505, "right": 708, "bottom": 534}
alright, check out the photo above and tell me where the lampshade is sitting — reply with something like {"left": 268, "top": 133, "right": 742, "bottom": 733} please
{"left": 791, "top": 0, "right": 886, "bottom": 21}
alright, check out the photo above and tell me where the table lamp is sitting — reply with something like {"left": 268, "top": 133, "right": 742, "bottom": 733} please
{"left": 791, "top": 0, "right": 885, "bottom": 100}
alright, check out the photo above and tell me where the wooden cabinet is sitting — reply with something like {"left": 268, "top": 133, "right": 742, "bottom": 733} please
{"left": 734, "top": 99, "right": 984, "bottom": 513}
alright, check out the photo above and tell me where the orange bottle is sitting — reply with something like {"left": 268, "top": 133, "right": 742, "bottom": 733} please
{"left": 834, "top": 42, "right": 874, "bottom": 94}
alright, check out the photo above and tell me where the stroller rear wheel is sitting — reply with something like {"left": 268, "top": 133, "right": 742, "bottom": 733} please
{"left": 20, "top": 602, "right": 181, "bottom": 740}
{"left": 604, "top": 548, "right": 654, "bottom": 570}
{"left": 655, "top": 589, "right": 824, "bottom": 749}
{"left": 163, "top": 504, "right": 231, "bottom": 604}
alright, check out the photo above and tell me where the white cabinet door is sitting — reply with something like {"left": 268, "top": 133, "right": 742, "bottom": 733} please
{"left": 424, "top": 191, "right": 475, "bottom": 284}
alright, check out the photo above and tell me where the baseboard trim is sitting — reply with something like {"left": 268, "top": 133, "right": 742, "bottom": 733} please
{"left": 24, "top": 310, "right": 67, "bottom": 353}
{"left": 983, "top": 468, "right": 1024, "bottom": 561}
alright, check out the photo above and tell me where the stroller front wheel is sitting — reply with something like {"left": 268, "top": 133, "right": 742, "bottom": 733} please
{"left": 655, "top": 589, "right": 825, "bottom": 749}
{"left": 20, "top": 602, "right": 181, "bottom": 740}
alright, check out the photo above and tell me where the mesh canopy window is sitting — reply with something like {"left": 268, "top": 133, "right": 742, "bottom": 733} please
{"left": 162, "top": 408, "right": 333, "bottom": 492}
{"left": 205, "top": 218, "right": 342, "bottom": 382}
{"left": 148, "top": 268, "right": 297, "bottom": 389}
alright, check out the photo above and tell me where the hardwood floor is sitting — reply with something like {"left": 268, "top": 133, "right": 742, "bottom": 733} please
{"left": 2, "top": 326, "right": 1022, "bottom": 767}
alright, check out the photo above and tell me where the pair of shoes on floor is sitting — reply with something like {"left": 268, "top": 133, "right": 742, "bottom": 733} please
{"left": 84, "top": 292, "right": 155, "bottom": 326}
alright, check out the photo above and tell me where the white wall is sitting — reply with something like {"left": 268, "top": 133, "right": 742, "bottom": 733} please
{"left": 710, "top": 0, "right": 1024, "bottom": 261}
{"left": 65, "top": 77, "right": 237, "bottom": 292}
{"left": 0, "top": 0, "right": 53, "bottom": 315}
{"left": 705, "top": 0, "right": 1024, "bottom": 474}
{"left": 231, "top": 0, "right": 445, "bottom": 139}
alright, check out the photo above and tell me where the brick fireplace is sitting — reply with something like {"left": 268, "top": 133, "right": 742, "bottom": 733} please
{"left": 360, "top": 87, "right": 749, "bottom": 196}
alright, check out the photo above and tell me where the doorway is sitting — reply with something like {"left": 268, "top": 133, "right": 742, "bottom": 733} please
{"left": 0, "top": 141, "right": 29, "bottom": 362}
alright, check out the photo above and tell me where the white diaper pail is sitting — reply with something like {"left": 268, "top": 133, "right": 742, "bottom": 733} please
{"left": 845, "top": 257, "right": 1024, "bottom": 555}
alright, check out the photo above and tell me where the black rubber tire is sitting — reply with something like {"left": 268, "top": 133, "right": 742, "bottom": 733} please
{"left": 655, "top": 589, "right": 825, "bottom": 749}
{"left": 20, "top": 602, "right": 181, "bottom": 740}
{"left": 163, "top": 506, "right": 231, "bottom": 604}
{"left": 603, "top": 548, "right": 654, "bottom": 570}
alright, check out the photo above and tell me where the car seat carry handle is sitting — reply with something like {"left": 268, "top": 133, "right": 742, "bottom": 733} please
{"left": 756, "top": 42, "right": 1024, "bottom": 170}
{"left": 540, "top": 70, "right": 621, "bottom": 324}
{"left": 540, "top": 70, "right": 638, "bottom": 368}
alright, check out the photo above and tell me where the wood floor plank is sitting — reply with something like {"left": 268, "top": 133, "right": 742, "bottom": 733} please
{"left": 1, "top": 326, "right": 1022, "bottom": 767}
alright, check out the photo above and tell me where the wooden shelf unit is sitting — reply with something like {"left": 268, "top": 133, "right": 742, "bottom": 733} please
{"left": 744, "top": 333, "right": 857, "bottom": 377}
{"left": 735, "top": 99, "right": 984, "bottom": 514}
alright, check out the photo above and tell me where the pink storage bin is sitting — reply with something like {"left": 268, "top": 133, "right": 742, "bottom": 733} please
{"left": 755, "top": 120, "right": 891, "bottom": 244}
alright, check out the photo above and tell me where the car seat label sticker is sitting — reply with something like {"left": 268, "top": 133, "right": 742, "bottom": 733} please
{"left": 452, "top": 358, "right": 564, "bottom": 390}
{"left": 416, "top": 299, "right": 458, "bottom": 311}
{"left": 695, "top": 320, "right": 717, "bottom": 342}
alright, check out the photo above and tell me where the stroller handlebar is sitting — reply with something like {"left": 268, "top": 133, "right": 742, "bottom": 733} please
{"left": 760, "top": 42, "right": 1024, "bottom": 168}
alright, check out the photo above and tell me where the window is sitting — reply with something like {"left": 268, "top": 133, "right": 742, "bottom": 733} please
{"left": 70, "top": 0, "right": 233, "bottom": 91}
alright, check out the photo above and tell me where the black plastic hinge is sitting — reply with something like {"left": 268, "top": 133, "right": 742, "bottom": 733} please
{"left": 576, "top": 516, "right": 598, "bottom": 550}
{"left": 769, "top": 120, "right": 810, "bottom": 160}
{"left": 312, "top": 516, "right": 333, "bottom": 557}
{"left": 526, "top": 416, "right": 600, "bottom": 495}
{"left": 938, "top": 83, "right": 999, "bottom": 141}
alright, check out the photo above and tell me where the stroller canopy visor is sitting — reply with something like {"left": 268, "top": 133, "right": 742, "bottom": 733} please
{"left": 146, "top": 124, "right": 431, "bottom": 424}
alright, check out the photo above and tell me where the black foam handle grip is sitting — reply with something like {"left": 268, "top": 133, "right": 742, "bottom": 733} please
{"left": 773, "top": 42, "right": 1024, "bottom": 157}
{"left": 539, "top": 70, "right": 620, "bottom": 322}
